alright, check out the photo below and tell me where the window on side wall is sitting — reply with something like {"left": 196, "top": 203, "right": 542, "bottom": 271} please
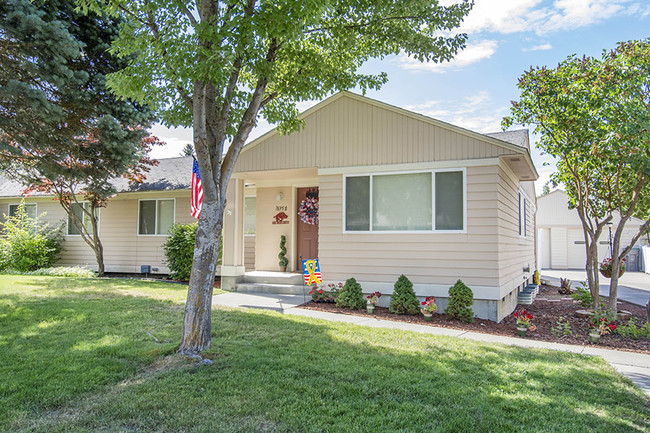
{"left": 67, "top": 203, "right": 97, "bottom": 235}
{"left": 139, "top": 199, "right": 174, "bottom": 235}
{"left": 518, "top": 192, "right": 526, "bottom": 237}
{"left": 344, "top": 170, "right": 464, "bottom": 232}
{"left": 9, "top": 203, "right": 37, "bottom": 220}
{"left": 244, "top": 196, "right": 256, "bottom": 234}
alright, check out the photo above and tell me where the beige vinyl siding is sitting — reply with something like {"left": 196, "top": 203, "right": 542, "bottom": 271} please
{"left": 318, "top": 164, "right": 500, "bottom": 288}
{"left": 496, "top": 161, "right": 536, "bottom": 287}
{"left": 0, "top": 190, "right": 194, "bottom": 273}
{"left": 235, "top": 95, "right": 519, "bottom": 173}
{"left": 244, "top": 235, "right": 255, "bottom": 271}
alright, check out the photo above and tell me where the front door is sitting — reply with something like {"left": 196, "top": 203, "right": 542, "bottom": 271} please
{"left": 296, "top": 187, "right": 319, "bottom": 269}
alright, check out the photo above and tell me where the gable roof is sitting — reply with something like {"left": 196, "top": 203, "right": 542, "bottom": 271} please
{"left": 235, "top": 91, "right": 538, "bottom": 180}
{"left": 0, "top": 156, "right": 193, "bottom": 198}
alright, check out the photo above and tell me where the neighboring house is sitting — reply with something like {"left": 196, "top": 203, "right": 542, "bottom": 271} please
{"left": 537, "top": 190, "right": 647, "bottom": 271}
{"left": 0, "top": 157, "right": 197, "bottom": 274}
{"left": 221, "top": 91, "right": 538, "bottom": 321}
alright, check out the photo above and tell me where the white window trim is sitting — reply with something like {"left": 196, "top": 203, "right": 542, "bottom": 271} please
{"left": 8, "top": 202, "right": 38, "bottom": 218}
{"left": 66, "top": 202, "right": 100, "bottom": 237}
{"left": 137, "top": 198, "right": 176, "bottom": 236}
{"left": 342, "top": 167, "right": 467, "bottom": 234}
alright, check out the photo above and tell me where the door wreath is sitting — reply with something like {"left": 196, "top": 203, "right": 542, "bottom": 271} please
{"left": 298, "top": 196, "right": 319, "bottom": 225}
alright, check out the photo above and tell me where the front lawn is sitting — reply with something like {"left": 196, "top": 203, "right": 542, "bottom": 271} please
{"left": 1, "top": 276, "right": 648, "bottom": 432}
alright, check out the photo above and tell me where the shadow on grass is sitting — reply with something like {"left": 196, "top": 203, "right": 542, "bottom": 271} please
{"left": 1, "top": 282, "right": 648, "bottom": 433}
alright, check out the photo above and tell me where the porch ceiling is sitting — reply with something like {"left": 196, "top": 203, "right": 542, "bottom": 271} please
{"left": 500, "top": 154, "right": 538, "bottom": 181}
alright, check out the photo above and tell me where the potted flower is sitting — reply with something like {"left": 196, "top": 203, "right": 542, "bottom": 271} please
{"left": 589, "top": 308, "right": 616, "bottom": 343}
{"left": 420, "top": 296, "right": 437, "bottom": 321}
{"left": 513, "top": 308, "right": 534, "bottom": 337}
{"left": 599, "top": 257, "right": 626, "bottom": 279}
{"left": 366, "top": 291, "right": 381, "bottom": 314}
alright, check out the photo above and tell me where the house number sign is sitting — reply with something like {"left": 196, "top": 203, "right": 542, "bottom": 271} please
{"left": 273, "top": 205, "right": 289, "bottom": 224}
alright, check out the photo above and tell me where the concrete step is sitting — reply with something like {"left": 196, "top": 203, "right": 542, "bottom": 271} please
{"left": 235, "top": 283, "right": 308, "bottom": 295}
{"left": 242, "top": 271, "right": 304, "bottom": 285}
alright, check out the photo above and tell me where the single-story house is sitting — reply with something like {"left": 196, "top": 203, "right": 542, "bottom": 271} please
{"left": 537, "top": 189, "right": 647, "bottom": 271}
{"left": 0, "top": 157, "right": 198, "bottom": 274}
{"left": 221, "top": 91, "right": 538, "bottom": 321}
{"left": 0, "top": 91, "right": 538, "bottom": 321}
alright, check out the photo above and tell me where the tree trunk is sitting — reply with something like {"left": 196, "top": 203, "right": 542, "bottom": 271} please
{"left": 178, "top": 200, "right": 223, "bottom": 354}
{"left": 585, "top": 233, "right": 601, "bottom": 309}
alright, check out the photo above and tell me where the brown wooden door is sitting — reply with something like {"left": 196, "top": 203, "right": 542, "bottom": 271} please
{"left": 296, "top": 187, "right": 319, "bottom": 269}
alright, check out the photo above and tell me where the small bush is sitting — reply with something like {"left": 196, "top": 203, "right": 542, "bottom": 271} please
{"left": 163, "top": 223, "right": 198, "bottom": 281}
{"left": 445, "top": 279, "right": 474, "bottom": 323}
{"left": 571, "top": 283, "right": 592, "bottom": 307}
{"left": 0, "top": 203, "right": 64, "bottom": 272}
{"left": 551, "top": 316, "right": 573, "bottom": 338}
{"left": 389, "top": 275, "right": 419, "bottom": 315}
{"left": 614, "top": 317, "right": 650, "bottom": 340}
{"left": 335, "top": 277, "right": 365, "bottom": 310}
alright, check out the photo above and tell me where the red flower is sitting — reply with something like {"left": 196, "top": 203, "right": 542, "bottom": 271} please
{"left": 422, "top": 301, "right": 426, "bottom": 305}
{"left": 609, "top": 323, "right": 616, "bottom": 330}
{"left": 318, "top": 289, "right": 323, "bottom": 294}
{"left": 308, "top": 290, "right": 314, "bottom": 294}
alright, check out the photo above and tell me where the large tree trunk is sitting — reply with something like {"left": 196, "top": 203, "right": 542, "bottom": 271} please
{"left": 178, "top": 200, "right": 223, "bottom": 354}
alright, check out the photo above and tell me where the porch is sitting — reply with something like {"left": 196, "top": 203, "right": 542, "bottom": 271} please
{"left": 220, "top": 167, "right": 319, "bottom": 291}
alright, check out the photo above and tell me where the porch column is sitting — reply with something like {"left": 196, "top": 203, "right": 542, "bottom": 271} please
{"left": 221, "top": 177, "right": 246, "bottom": 290}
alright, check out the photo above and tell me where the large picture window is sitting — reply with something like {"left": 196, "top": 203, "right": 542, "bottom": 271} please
{"left": 345, "top": 169, "right": 465, "bottom": 232}
{"left": 139, "top": 199, "right": 174, "bottom": 235}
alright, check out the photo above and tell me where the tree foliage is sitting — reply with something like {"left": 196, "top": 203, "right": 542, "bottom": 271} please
{"left": 335, "top": 277, "right": 365, "bottom": 310}
{"left": 79, "top": 0, "right": 473, "bottom": 353}
{"left": 0, "top": 0, "right": 160, "bottom": 275}
{"left": 504, "top": 39, "right": 650, "bottom": 312}
{"left": 444, "top": 279, "right": 473, "bottom": 323}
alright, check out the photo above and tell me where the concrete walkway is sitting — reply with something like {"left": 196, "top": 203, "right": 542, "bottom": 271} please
{"left": 213, "top": 292, "right": 650, "bottom": 396}
{"left": 542, "top": 270, "right": 650, "bottom": 307}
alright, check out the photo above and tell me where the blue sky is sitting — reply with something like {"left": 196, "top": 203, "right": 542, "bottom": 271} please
{"left": 150, "top": 0, "right": 650, "bottom": 194}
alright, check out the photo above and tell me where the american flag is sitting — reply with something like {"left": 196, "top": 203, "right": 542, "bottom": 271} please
{"left": 191, "top": 157, "right": 203, "bottom": 219}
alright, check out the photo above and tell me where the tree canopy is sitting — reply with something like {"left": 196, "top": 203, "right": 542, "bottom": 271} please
{"left": 504, "top": 39, "right": 650, "bottom": 311}
{"left": 0, "top": 0, "right": 159, "bottom": 275}
{"left": 80, "top": 0, "right": 474, "bottom": 354}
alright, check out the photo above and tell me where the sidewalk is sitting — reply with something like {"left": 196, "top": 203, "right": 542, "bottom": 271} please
{"left": 213, "top": 292, "right": 650, "bottom": 396}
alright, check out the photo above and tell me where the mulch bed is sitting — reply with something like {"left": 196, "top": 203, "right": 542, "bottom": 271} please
{"left": 299, "top": 284, "right": 650, "bottom": 354}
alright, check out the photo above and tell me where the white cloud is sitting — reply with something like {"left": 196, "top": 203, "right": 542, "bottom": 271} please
{"left": 403, "top": 91, "right": 507, "bottom": 133}
{"left": 522, "top": 43, "right": 553, "bottom": 51}
{"left": 396, "top": 40, "right": 498, "bottom": 73}
{"left": 445, "top": 0, "right": 642, "bottom": 36}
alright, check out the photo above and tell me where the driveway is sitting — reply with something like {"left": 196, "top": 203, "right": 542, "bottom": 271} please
{"left": 542, "top": 270, "right": 650, "bottom": 307}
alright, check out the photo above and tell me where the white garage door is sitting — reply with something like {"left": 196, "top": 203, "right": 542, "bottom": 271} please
{"left": 567, "top": 229, "right": 609, "bottom": 269}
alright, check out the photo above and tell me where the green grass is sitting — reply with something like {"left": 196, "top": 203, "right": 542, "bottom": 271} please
{"left": 0, "top": 276, "right": 648, "bottom": 432}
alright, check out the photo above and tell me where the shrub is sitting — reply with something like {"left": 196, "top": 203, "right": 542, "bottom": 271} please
{"left": 614, "top": 317, "right": 650, "bottom": 340}
{"left": 335, "top": 277, "right": 365, "bottom": 310}
{"left": 389, "top": 274, "right": 419, "bottom": 315}
{"left": 571, "top": 283, "right": 592, "bottom": 307}
{"left": 0, "top": 203, "right": 63, "bottom": 272}
{"left": 163, "top": 223, "right": 198, "bottom": 281}
{"left": 278, "top": 235, "right": 288, "bottom": 268}
{"left": 445, "top": 279, "right": 474, "bottom": 323}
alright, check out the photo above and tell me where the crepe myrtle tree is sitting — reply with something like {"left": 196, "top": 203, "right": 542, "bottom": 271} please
{"left": 79, "top": 0, "right": 474, "bottom": 354}
{"left": 0, "top": 0, "right": 160, "bottom": 276}
{"left": 504, "top": 40, "right": 650, "bottom": 313}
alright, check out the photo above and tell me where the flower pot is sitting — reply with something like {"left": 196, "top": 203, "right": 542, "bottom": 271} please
{"left": 279, "top": 265, "right": 287, "bottom": 272}
{"left": 423, "top": 313, "right": 433, "bottom": 322}
{"left": 589, "top": 330, "right": 601, "bottom": 344}
{"left": 600, "top": 268, "right": 625, "bottom": 279}
{"left": 516, "top": 325, "right": 528, "bottom": 337}
{"left": 367, "top": 305, "right": 375, "bottom": 314}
